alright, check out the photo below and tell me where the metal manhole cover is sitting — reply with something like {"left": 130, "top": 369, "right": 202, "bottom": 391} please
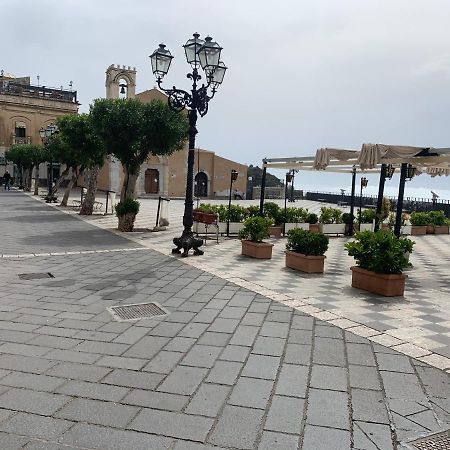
{"left": 107, "top": 302, "right": 169, "bottom": 322}
{"left": 410, "top": 430, "right": 450, "bottom": 449}
{"left": 18, "top": 272, "right": 54, "bottom": 280}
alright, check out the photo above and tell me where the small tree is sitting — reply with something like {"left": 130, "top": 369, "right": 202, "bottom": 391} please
{"left": 5, "top": 145, "right": 44, "bottom": 191}
{"left": 90, "top": 98, "right": 188, "bottom": 202}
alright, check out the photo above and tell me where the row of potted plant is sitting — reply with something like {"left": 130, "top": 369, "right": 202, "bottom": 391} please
{"left": 406, "top": 210, "right": 449, "bottom": 235}
{"left": 238, "top": 215, "right": 414, "bottom": 297}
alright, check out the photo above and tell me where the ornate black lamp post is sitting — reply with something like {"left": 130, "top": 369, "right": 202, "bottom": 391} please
{"left": 226, "top": 170, "right": 238, "bottom": 236}
{"left": 283, "top": 171, "right": 294, "bottom": 236}
{"left": 39, "top": 123, "right": 59, "bottom": 202}
{"left": 150, "top": 33, "right": 227, "bottom": 257}
{"left": 358, "top": 176, "right": 368, "bottom": 228}
{"left": 374, "top": 164, "right": 395, "bottom": 231}
{"left": 288, "top": 170, "right": 296, "bottom": 202}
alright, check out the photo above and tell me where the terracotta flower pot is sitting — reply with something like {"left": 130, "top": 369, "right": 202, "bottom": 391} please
{"left": 434, "top": 225, "right": 449, "bottom": 234}
{"left": 309, "top": 224, "right": 320, "bottom": 233}
{"left": 426, "top": 225, "right": 435, "bottom": 234}
{"left": 411, "top": 226, "right": 427, "bottom": 235}
{"left": 285, "top": 250, "right": 325, "bottom": 273}
{"left": 193, "top": 211, "right": 217, "bottom": 224}
{"left": 268, "top": 226, "right": 282, "bottom": 238}
{"left": 350, "top": 266, "right": 407, "bottom": 297}
{"left": 118, "top": 213, "right": 136, "bottom": 232}
{"left": 241, "top": 240, "right": 273, "bottom": 259}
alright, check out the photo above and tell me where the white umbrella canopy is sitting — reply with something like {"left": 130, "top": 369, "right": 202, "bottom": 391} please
{"left": 313, "top": 148, "right": 359, "bottom": 170}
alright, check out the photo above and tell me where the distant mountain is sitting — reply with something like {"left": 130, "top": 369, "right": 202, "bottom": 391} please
{"left": 248, "top": 165, "right": 284, "bottom": 187}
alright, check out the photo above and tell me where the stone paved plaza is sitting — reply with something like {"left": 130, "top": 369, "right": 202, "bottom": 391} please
{"left": 0, "top": 191, "right": 449, "bottom": 449}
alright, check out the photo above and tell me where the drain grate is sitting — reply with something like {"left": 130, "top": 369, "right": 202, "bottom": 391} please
{"left": 107, "top": 302, "right": 169, "bottom": 322}
{"left": 18, "top": 272, "right": 54, "bottom": 280}
{"left": 410, "top": 430, "right": 450, "bottom": 449}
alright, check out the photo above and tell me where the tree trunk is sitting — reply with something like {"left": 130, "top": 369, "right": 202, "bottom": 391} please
{"left": 23, "top": 167, "right": 32, "bottom": 192}
{"left": 60, "top": 167, "right": 79, "bottom": 207}
{"left": 51, "top": 167, "right": 70, "bottom": 196}
{"left": 120, "top": 166, "right": 139, "bottom": 202}
{"left": 80, "top": 165, "right": 100, "bottom": 215}
{"left": 34, "top": 163, "right": 40, "bottom": 195}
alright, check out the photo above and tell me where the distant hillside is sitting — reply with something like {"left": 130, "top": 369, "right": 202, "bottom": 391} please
{"left": 248, "top": 165, "right": 284, "bottom": 187}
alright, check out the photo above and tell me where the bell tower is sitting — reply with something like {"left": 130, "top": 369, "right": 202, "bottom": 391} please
{"left": 105, "top": 64, "right": 137, "bottom": 99}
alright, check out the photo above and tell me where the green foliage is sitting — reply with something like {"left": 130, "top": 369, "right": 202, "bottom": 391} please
{"left": 358, "top": 208, "right": 376, "bottom": 224}
{"left": 195, "top": 204, "right": 248, "bottom": 222}
{"left": 283, "top": 207, "right": 309, "bottom": 223}
{"left": 195, "top": 203, "right": 216, "bottom": 214}
{"left": 246, "top": 205, "right": 260, "bottom": 217}
{"left": 263, "top": 202, "right": 281, "bottom": 224}
{"left": 345, "top": 230, "right": 414, "bottom": 274}
{"left": 426, "top": 210, "right": 447, "bottom": 226}
{"left": 410, "top": 211, "right": 429, "bottom": 226}
{"left": 307, "top": 213, "right": 318, "bottom": 224}
{"left": 5, "top": 144, "right": 46, "bottom": 169}
{"left": 342, "top": 213, "right": 354, "bottom": 225}
{"left": 286, "top": 228, "right": 329, "bottom": 256}
{"left": 319, "top": 207, "right": 343, "bottom": 224}
{"left": 90, "top": 98, "right": 188, "bottom": 175}
{"left": 238, "top": 216, "right": 272, "bottom": 242}
{"left": 115, "top": 199, "right": 140, "bottom": 217}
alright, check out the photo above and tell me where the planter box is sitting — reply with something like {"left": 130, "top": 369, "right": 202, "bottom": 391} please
{"left": 118, "top": 213, "right": 136, "bottom": 232}
{"left": 426, "top": 225, "right": 435, "bottom": 234}
{"left": 217, "top": 222, "right": 244, "bottom": 234}
{"left": 285, "top": 250, "right": 325, "bottom": 273}
{"left": 241, "top": 240, "right": 273, "bottom": 259}
{"left": 285, "top": 223, "right": 310, "bottom": 233}
{"left": 411, "top": 225, "right": 427, "bottom": 236}
{"left": 350, "top": 266, "right": 406, "bottom": 297}
{"left": 434, "top": 225, "right": 449, "bottom": 234}
{"left": 309, "top": 224, "right": 320, "bottom": 233}
{"left": 193, "top": 211, "right": 217, "bottom": 224}
{"left": 319, "top": 223, "right": 346, "bottom": 235}
{"left": 269, "top": 226, "right": 282, "bottom": 238}
{"left": 359, "top": 223, "right": 373, "bottom": 232}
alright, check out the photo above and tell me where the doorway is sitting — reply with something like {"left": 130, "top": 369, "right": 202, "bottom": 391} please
{"left": 195, "top": 172, "right": 208, "bottom": 197}
{"left": 145, "top": 168, "right": 159, "bottom": 194}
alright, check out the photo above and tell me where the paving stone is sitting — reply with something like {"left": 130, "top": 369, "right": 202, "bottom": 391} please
{"left": 102, "top": 368, "right": 164, "bottom": 389}
{"left": 164, "top": 336, "right": 196, "bottom": 352}
{"left": 220, "top": 345, "right": 251, "bottom": 362}
{"left": 380, "top": 371, "right": 428, "bottom": 401}
{"left": 60, "top": 423, "right": 172, "bottom": 450}
{"left": 55, "top": 398, "right": 139, "bottom": 427}
{"left": 310, "top": 365, "right": 347, "bottom": 391}
{"left": 354, "top": 421, "right": 395, "bottom": 450}
{"left": 241, "top": 354, "right": 281, "bottom": 380}
{"left": 0, "top": 388, "right": 70, "bottom": 415}
{"left": 260, "top": 321, "right": 290, "bottom": 338}
{"left": 229, "top": 325, "right": 259, "bottom": 346}
{"left": 178, "top": 322, "right": 209, "bottom": 338}
{"left": 291, "top": 315, "right": 314, "bottom": 330}
{"left": 206, "top": 360, "right": 243, "bottom": 385}
{"left": 43, "top": 349, "right": 100, "bottom": 364}
{"left": 185, "top": 383, "right": 230, "bottom": 417}
{"left": 158, "top": 366, "right": 208, "bottom": 395}
{"left": 228, "top": 377, "right": 274, "bottom": 409}
{"left": 208, "top": 405, "right": 264, "bottom": 449}
{"left": 0, "top": 342, "right": 51, "bottom": 357}
{"left": 252, "top": 336, "right": 285, "bottom": 356}
{"left": 376, "top": 353, "right": 415, "bottom": 373}
{"left": 123, "top": 389, "right": 188, "bottom": 411}
{"left": 74, "top": 340, "right": 129, "bottom": 356}
{"left": 346, "top": 343, "right": 377, "bottom": 366}
{"left": 150, "top": 321, "right": 186, "bottom": 337}
{"left": 258, "top": 431, "right": 299, "bottom": 450}
{"left": 142, "top": 351, "right": 183, "bottom": 374}
{"left": 129, "top": 408, "right": 214, "bottom": 441}
{"left": 208, "top": 317, "right": 240, "bottom": 334}
{"left": 96, "top": 355, "right": 147, "bottom": 370}
{"left": 352, "top": 389, "right": 389, "bottom": 424}
{"left": 313, "top": 337, "right": 346, "bottom": 366}
{"left": 56, "top": 380, "right": 129, "bottom": 402}
{"left": 288, "top": 328, "right": 313, "bottom": 344}
{"left": 0, "top": 412, "right": 73, "bottom": 440}
{"left": 28, "top": 335, "right": 82, "bottom": 349}
{"left": 264, "top": 395, "right": 304, "bottom": 434}
{"left": 123, "top": 336, "right": 169, "bottom": 359}
{"left": 198, "top": 331, "right": 231, "bottom": 347}
{"left": 181, "top": 345, "right": 222, "bottom": 368}
{"left": 302, "top": 425, "right": 351, "bottom": 450}
{"left": 284, "top": 343, "right": 312, "bottom": 365}
{"left": 0, "top": 371, "right": 66, "bottom": 392}
{"left": 275, "top": 364, "right": 308, "bottom": 397}
{"left": 46, "top": 362, "right": 112, "bottom": 382}
{"left": 0, "top": 432, "right": 30, "bottom": 450}
{"left": 349, "top": 365, "right": 382, "bottom": 390}
{"left": 315, "top": 325, "right": 343, "bottom": 339}
{"left": 306, "top": 388, "right": 350, "bottom": 430}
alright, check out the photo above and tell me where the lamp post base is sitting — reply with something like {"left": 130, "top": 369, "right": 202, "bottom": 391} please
{"left": 172, "top": 230, "right": 204, "bottom": 257}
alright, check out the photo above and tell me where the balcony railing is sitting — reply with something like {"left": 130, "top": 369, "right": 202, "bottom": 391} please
{"left": 0, "top": 80, "right": 77, "bottom": 104}
{"left": 11, "top": 136, "right": 31, "bottom": 145}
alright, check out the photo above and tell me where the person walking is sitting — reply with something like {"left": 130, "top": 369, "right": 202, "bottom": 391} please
{"left": 3, "top": 171, "right": 11, "bottom": 190}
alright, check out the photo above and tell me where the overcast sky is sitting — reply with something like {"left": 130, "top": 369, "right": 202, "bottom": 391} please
{"left": 3, "top": 0, "right": 450, "bottom": 196}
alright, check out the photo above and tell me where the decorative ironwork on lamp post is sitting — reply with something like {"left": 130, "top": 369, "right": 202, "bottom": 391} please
{"left": 150, "top": 33, "right": 227, "bottom": 257}
{"left": 39, "top": 123, "right": 59, "bottom": 202}
{"left": 226, "top": 169, "right": 238, "bottom": 236}
{"left": 358, "top": 176, "right": 368, "bottom": 228}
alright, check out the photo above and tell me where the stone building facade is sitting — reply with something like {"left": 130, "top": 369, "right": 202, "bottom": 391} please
{"left": 99, "top": 65, "right": 247, "bottom": 199}
{"left": 0, "top": 71, "right": 79, "bottom": 179}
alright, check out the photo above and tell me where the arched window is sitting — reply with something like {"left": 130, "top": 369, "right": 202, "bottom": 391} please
{"left": 195, "top": 172, "right": 208, "bottom": 197}
{"left": 15, "top": 121, "right": 26, "bottom": 138}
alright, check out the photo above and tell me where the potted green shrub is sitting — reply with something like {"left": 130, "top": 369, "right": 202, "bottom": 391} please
{"left": 215, "top": 204, "right": 248, "bottom": 234}
{"left": 263, "top": 202, "right": 283, "bottom": 237}
{"left": 342, "top": 212, "right": 354, "bottom": 236}
{"left": 319, "top": 207, "right": 345, "bottom": 235}
{"left": 307, "top": 213, "right": 319, "bottom": 232}
{"left": 239, "top": 216, "right": 274, "bottom": 259}
{"left": 358, "top": 209, "right": 376, "bottom": 232}
{"left": 116, "top": 198, "right": 140, "bottom": 232}
{"left": 286, "top": 228, "right": 329, "bottom": 273}
{"left": 345, "top": 230, "right": 414, "bottom": 296}
{"left": 409, "top": 211, "right": 428, "bottom": 235}
{"left": 427, "top": 210, "right": 449, "bottom": 234}
{"left": 284, "top": 207, "right": 310, "bottom": 233}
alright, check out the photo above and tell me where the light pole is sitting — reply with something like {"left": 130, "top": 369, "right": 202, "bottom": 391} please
{"left": 288, "top": 170, "right": 296, "bottom": 202}
{"left": 284, "top": 171, "right": 294, "bottom": 236}
{"left": 39, "top": 123, "right": 59, "bottom": 202}
{"left": 150, "top": 33, "right": 227, "bottom": 257}
{"left": 358, "top": 176, "right": 368, "bottom": 228}
{"left": 227, "top": 169, "right": 238, "bottom": 236}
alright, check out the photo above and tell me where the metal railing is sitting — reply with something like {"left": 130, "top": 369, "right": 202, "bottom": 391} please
{"left": 11, "top": 136, "right": 31, "bottom": 145}
{"left": 0, "top": 80, "right": 77, "bottom": 103}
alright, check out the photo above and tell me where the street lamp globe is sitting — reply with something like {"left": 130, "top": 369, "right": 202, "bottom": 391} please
{"left": 183, "top": 33, "right": 205, "bottom": 67}
{"left": 39, "top": 127, "right": 46, "bottom": 139}
{"left": 211, "top": 61, "right": 227, "bottom": 87}
{"left": 150, "top": 44, "right": 174, "bottom": 78}
{"left": 197, "top": 36, "right": 222, "bottom": 75}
